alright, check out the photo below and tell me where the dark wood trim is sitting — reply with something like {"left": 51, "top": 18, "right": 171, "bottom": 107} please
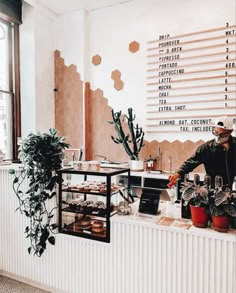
{"left": 0, "top": 18, "right": 21, "bottom": 160}
{"left": 12, "top": 24, "right": 21, "bottom": 160}
{"left": 0, "top": 11, "right": 20, "bottom": 24}
{"left": 85, "top": 82, "right": 92, "bottom": 160}
{"left": 0, "top": 0, "right": 22, "bottom": 24}
{"left": 7, "top": 21, "right": 15, "bottom": 160}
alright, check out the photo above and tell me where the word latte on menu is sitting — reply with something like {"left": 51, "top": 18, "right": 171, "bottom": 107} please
{"left": 146, "top": 23, "right": 236, "bottom": 134}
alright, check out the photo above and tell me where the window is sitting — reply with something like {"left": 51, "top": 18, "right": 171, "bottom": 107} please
{"left": 0, "top": 16, "right": 21, "bottom": 160}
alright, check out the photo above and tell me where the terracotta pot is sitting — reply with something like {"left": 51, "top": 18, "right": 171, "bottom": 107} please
{"left": 190, "top": 205, "right": 209, "bottom": 228}
{"left": 211, "top": 215, "right": 230, "bottom": 232}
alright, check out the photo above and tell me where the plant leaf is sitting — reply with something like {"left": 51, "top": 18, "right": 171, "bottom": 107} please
{"left": 215, "top": 191, "right": 229, "bottom": 206}
{"left": 39, "top": 247, "right": 44, "bottom": 257}
{"left": 48, "top": 236, "right": 55, "bottom": 245}
{"left": 182, "top": 187, "right": 195, "bottom": 201}
{"left": 50, "top": 223, "right": 58, "bottom": 230}
{"left": 9, "top": 169, "right": 15, "bottom": 175}
{"left": 28, "top": 247, "right": 32, "bottom": 255}
{"left": 224, "top": 204, "right": 236, "bottom": 217}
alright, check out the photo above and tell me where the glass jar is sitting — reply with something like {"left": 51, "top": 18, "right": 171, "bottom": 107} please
{"left": 117, "top": 201, "right": 132, "bottom": 215}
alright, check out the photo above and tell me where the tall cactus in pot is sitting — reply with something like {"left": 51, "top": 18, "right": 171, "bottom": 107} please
{"left": 107, "top": 107, "right": 145, "bottom": 160}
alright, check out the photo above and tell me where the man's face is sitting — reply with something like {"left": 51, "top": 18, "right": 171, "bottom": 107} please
{"left": 212, "top": 127, "right": 232, "bottom": 144}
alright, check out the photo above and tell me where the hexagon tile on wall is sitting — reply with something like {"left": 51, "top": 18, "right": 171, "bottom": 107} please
{"left": 111, "top": 69, "right": 124, "bottom": 91}
{"left": 92, "top": 54, "right": 102, "bottom": 66}
{"left": 114, "top": 79, "right": 124, "bottom": 91}
{"left": 111, "top": 69, "right": 121, "bottom": 80}
{"left": 129, "top": 41, "right": 140, "bottom": 53}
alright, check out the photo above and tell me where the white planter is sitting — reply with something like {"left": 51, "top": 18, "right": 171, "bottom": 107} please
{"left": 129, "top": 160, "right": 144, "bottom": 171}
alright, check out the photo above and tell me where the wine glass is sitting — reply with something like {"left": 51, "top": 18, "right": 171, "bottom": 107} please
{"left": 193, "top": 174, "right": 200, "bottom": 185}
{"left": 215, "top": 175, "right": 223, "bottom": 190}
{"left": 204, "top": 175, "right": 212, "bottom": 190}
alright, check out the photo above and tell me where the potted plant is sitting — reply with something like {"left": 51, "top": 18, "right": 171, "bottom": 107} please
{"left": 209, "top": 185, "right": 236, "bottom": 232}
{"left": 9, "top": 128, "right": 70, "bottom": 256}
{"left": 107, "top": 107, "right": 145, "bottom": 170}
{"left": 180, "top": 174, "right": 210, "bottom": 228}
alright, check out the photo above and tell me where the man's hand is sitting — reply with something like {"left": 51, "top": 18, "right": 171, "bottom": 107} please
{"left": 168, "top": 173, "right": 180, "bottom": 188}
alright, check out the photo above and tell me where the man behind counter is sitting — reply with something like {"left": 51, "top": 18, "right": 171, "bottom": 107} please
{"left": 168, "top": 116, "right": 236, "bottom": 188}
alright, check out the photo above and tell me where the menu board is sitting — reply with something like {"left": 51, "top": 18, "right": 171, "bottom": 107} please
{"left": 146, "top": 23, "right": 236, "bottom": 134}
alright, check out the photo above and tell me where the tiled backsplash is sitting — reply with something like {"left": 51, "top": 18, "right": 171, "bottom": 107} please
{"left": 55, "top": 50, "right": 205, "bottom": 174}
{"left": 54, "top": 50, "right": 84, "bottom": 149}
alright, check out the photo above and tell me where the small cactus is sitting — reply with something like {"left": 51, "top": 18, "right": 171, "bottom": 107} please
{"left": 107, "top": 107, "right": 144, "bottom": 160}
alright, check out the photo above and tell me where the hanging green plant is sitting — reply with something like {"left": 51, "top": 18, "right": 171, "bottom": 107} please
{"left": 9, "top": 128, "right": 70, "bottom": 257}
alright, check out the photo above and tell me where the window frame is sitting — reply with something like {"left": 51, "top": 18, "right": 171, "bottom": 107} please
{"left": 0, "top": 17, "right": 21, "bottom": 160}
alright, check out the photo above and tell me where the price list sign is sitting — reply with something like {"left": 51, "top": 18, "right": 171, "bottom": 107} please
{"left": 146, "top": 23, "right": 236, "bottom": 134}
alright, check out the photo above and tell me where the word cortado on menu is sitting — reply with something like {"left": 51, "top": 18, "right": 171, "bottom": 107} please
{"left": 146, "top": 23, "right": 236, "bottom": 133}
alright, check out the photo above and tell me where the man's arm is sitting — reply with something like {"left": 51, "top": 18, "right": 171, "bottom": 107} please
{"left": 168, "top": 144, "right": 205, "bottom": 188}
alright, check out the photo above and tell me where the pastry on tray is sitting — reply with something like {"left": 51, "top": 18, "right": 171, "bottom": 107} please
{"left": 91, "top": 221, "right": 104, "bottom": 233}
{"left": 80, "top": 217, "right": 92, "bottom": 230}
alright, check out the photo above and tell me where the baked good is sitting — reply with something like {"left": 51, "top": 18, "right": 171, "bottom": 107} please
{"left": 76, "top": 202, "right": 83, "bottom": 212}
{"left": 87, "top": 203, "right": 95, "bottom": 212}
{"left": 80, "top": 217, "right": 92, "bottom": 230}
{"left": 99, "top": 187, "right": 107, "bottom": 193}
{"left": 92, "top": 221, "right": 104, "bottom": 233}
{"left": 76, "top": 185, "right": 84, "bottom": 191}
{"left": 69, "top": 203, "right": 77, "bottom": 210}
{"left": 83, "top": 186, "right": 91, "bottom": 192}
{"left": 98, "top": 205, "right": 107, "bottom": 216}
{"left": 67, "top": 185, "right": 76, "bottom": 190}
{"left": 90, "top": 187, "right": 100, "bottom": 192}
{"left": 81, "top": 200, "right": 93, "bottom": 212}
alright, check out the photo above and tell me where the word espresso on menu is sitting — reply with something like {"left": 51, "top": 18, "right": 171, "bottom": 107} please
{"left": 146, "top": 23, "right": 236, "bottom": 134}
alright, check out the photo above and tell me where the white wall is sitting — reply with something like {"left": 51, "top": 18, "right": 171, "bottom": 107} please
{"left": 20, "top": 2, "right": 36, "bottom": 138}
{"left": 53, "top": 9, "right": 89, "bottom": 81}
{"left": 34, "top": 8, "right": 55, "bottom": 133}
{"left": 20, "top": 2, "right": 55, "bottom": 138}
{"left": 88, "top": 0, "right": 236, "bottom": 142}
{"left": 53, "top": 0, "right": 235, "bottom": 142}
{"left": 21, "top": 0, "right": 235, "bottom": 141}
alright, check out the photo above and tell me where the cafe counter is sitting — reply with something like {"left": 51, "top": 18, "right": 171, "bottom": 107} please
{"left": 0, "top": 166, "right": 235, "bottom": 293}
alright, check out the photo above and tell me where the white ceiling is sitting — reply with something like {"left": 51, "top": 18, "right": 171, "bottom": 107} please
{"left": 28, "top": 0, "right": 135, "bottom": 14}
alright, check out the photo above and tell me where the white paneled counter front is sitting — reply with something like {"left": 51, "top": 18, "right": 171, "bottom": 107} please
{"left": 0, "top": 166, "right": 235, "bottom": 293}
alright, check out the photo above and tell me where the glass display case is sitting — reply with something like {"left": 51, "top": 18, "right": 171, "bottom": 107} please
{"left": 58, "top": 167, "right": 130, "bottom": 242}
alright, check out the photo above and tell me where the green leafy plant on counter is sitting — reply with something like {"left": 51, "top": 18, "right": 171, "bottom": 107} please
{"left": 9, "top": 128, "right": 70, "bottom": 257}
{"left": 209, "top": 188, "right": 236, "bottom": 217}
{"left": 180, "top": 174, "right": 212, "bottom": 207}
{"left": 107, "top": 107, "right": 145, "bottom": 160}
{"left": 181, "top": 181, "right": 209, "bottom": 208}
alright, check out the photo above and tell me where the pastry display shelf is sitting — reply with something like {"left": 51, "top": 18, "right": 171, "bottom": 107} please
{"left": 58, "top": 167, "right": 130, "bottom": 243}
{"left": 60, "top": 214, "right": 108, "bottom": 240}
{"left": 61, "top": 187, "right": 121, "bottom": 196}
{"left": 61, "top": 204, "right": 118, "bottom": 217}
